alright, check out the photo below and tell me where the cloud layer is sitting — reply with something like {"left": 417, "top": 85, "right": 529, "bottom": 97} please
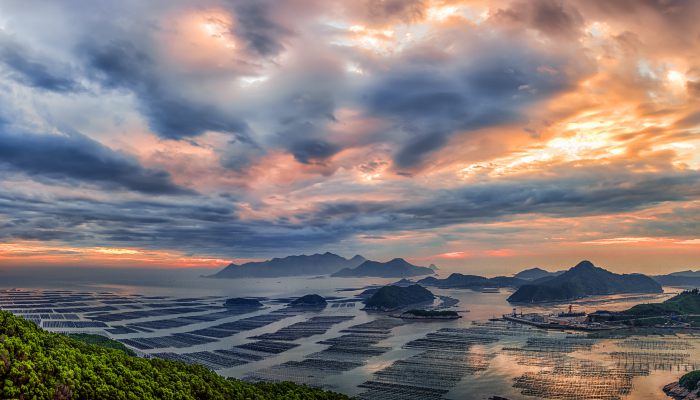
{"left": 0, "top": 0, "right": 698, "bottom": 272}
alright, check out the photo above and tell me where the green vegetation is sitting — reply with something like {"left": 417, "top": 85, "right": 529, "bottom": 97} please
{"left": 679, "top": 370, "right": 700, "bottom": 392}
{"left": 67, "top": 333, "right": 136, "bottom": 356}
{"left": 404, "top": 309, "right": 458, "bottom": 317}
{"left": 0, "top": 311, "right": 349, "bottom": 400}
{"left": 364, "top": 284, "right": 434, "bottom": 310}
{"left": 605, "top": 289, "right": 700, "bottom": 327}
{"left": 625, "top": 289, "right": 700, "bottom": 317}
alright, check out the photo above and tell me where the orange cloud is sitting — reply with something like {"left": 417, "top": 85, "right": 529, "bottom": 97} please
{"left": 0, "top": 242, "right": 230, "bottom": 269}
{"left": 436, "top": 251, "right": 470, "bottom": 259}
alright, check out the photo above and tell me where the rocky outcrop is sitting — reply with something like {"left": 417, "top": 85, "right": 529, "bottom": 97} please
{"left": 664, "top": 382, "right": 699, "bottom": 399}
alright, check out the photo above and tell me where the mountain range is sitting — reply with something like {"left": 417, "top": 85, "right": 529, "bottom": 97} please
{"left": 210, "top": 252, "right": 365, "bottom": 278}
{"left": 332, "top": 258, "right": 434, "bottom": 278}
{"left": 513, "top": 267, "right": 564, "bottom": 281}
{"left": 652, "top": 270, "right": 700, "bottom": 287}
{"left": 507, "top": 260, "right": 663, "bottom": 303}
{"left": 418, "top": 274, "right": 525, "bottom": 289}
{"left": 209, "top": 252, "right": 698, "bottom": 291}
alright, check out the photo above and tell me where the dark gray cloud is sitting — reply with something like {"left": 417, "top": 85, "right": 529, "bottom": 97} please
{"left": 0, "top": 34, "right": 81, "bottom": 92}
{"left": 396, "top": 172, "right": 700, "bottom": 226}
{"left": 0, "top": 129, "right": 190, "bottom": 195}
{"left": 491, "top": 0, "right": 584, "bottom": 39}
{"left": 0, "top": 167, "right": 698, "bottom": 258}
{"left": 289, "top": 139, "right": 341, "bottom": 164}
{"left": 297, "top": 170, "right": 700, "bottom": 233}
{"left": 81, "top": 39, "right": 252, "bottom": 141}
{"left": 0, "top": 192, "right": 346, "bottom": 257}
{"left": 229, "top": 0, "right": 292, "bottom": 57}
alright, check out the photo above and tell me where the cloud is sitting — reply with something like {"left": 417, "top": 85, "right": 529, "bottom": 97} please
{"left": 362, "top": 30, "right": 587, "bottom": 170}
{"left": 229, "top": 0, "right": 293, "bottom": 57}
{"left": 81, "top": 39, "right": 252, "bottom": 142}
{"left": 289, "top": 139, "right": 341, "bottom": 164}
{"left": 0, "top": 33, "right": 81, "bottom": 92}
{"left": 343, "top": 0, "right": 426, "bottom": 26}
{"left": 0, "top": 191, "right": 351, "bottom": 257}
{"left": 0, "top": 128, "right": 190, "bottom": 195}
{"left": 0, "top": 0, "right": 698, "bottom": 268}
{"left": 296, "top": 169, "right": 700, "bottom": 234}
{"left": 491, "top": 0, "right": 584, "bottom": 39}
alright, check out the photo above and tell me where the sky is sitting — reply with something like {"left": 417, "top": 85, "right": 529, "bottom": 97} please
{"left": 0, "top": 0, "right": 698, "bottom": 275}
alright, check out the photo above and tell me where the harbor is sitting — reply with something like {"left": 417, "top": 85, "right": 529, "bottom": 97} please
{"left": 503, "top": 305, "right": 626, "bottom": 331}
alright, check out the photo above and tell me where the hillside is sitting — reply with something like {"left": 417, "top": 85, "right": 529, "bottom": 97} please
{"left": 653, "top": 274, "right": 700, "bottom": 287}
{"left": 0, "top": 311, "right": 348, "bottom": 400}
{"left": 419, "top": 273, "right": 525, "bottom": 289}
{"left": 514, "top": 267, "right": 563, "bottom": 281}
{"left": 507, "top": 260, "right": 662, "bottom": 303}
{"left": 332, "top": 258, "right": 434, "bottom": 278}
{"left": 625, "top": 289, "right": 700, "bottom": 317}
{"left": 210, "top": 252, "right": 365, "bottom": 278}
{"left": 364, "top": 285, "right": 435, "bottom": 310}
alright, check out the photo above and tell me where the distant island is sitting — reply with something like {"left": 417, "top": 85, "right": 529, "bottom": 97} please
{"left": 507, "top": 260, "right": 663, "bottom": 303}
{"left": 400, "top": 309, "right": 460, "bottom": 320}
{"left": 209, "top": 252, "right": 365, "bottom": 278}
{"left": 224, "top": 298, "right": 264, "bottom": 307}
{"left": 363, "top": 284, "right": 435, "bottom": 311}
{"left": 289, "top": 294, "right": 327, "bottom": 307}
{"left": 419, "top": 273, "right": 526, "bottom": 289}
{"left": 513, "top": 267, "right": 564, "bottom": 281}
{"left": 332, "top": 258, "right": 434, "bottom": 278}
{"left": 652, "top": 270, "right": 700, "bottom": 288}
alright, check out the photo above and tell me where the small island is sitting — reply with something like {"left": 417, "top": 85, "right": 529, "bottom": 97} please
{"left": 400, "top": 309, "right": 461, "bottom": 320}
{"left": 289, "top": 294, "right": 328, "bottom": 307}
{"left": 363, "top": 284, "right": 435, "bottom": 311}
{"left": 224, "top": 297, "right": 264, "bottom": 308}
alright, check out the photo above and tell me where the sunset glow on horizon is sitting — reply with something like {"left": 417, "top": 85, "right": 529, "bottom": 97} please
{"left": 0, "top": 0, "right": 699, "bottom": 275}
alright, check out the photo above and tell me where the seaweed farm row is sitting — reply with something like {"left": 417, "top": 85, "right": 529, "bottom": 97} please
{"left": 250, "top": 315, "right": 355, "bottom": 341}
{"left": 118, "top": 313, "right": 294, "bottom": 350}
{"left": 506, "top": 333, "right": 700, "bottom": 400}
{"left": 356, "top": 324, "right": 506, "bottom": 400}
{"left": 152, "top": 348, "right": 265, "bottom": 370}
{"left": 124, "top": 306, "right": 266, "bottom": 331}
{"left": 0, "top": 289, "right": 230, "bottom": 334}
{"left": 246, "top": 318, "right": 405, "bottom": 387}
{"left": 144, "top": 314, "right": 361, "bottom": 372}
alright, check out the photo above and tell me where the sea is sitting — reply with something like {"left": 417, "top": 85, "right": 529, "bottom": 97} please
{"left": 0, "top": 266, "right": 696, "bottom": 400}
